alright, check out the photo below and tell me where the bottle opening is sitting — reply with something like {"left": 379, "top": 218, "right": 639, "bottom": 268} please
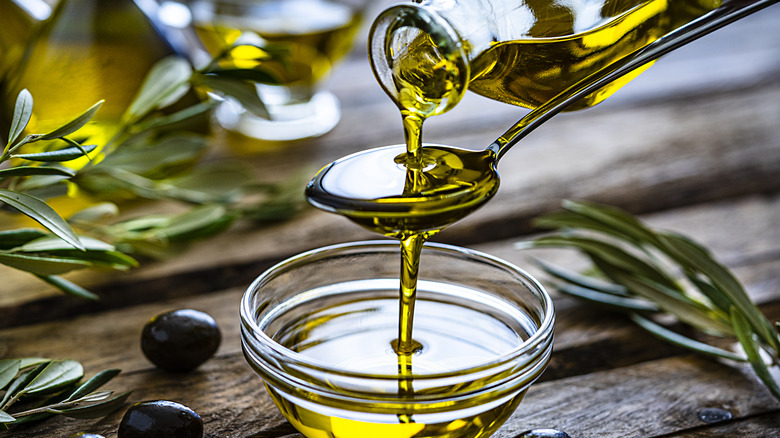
{"left": 368, "top": 4, "right": 470, "bottom": 119}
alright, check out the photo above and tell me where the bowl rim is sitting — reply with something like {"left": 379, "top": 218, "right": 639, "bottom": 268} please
{"left": 240, "top": 239, "right": 555, "bottom": 380}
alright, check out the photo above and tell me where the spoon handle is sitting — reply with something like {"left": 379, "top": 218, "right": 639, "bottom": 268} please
{"left": 488, "top": 0, "right": 779, "bottom": 162}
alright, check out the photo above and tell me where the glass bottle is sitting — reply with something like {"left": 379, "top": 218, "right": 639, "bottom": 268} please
{"left": 2, "top": 0, "right": 189, "bottom": 147}
{"left": 368, "top": 0, "right": 722, "bottom": 118}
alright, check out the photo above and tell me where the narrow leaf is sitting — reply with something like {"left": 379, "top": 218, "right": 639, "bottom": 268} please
{"left": 13, "top": 144, "right": 98, "bottom": 162}
{"left": 21, "top": 360, "right": 83, "bottom": 396}
{"left": 197, "top": 75, "right": 269, "bottom": 118}
{"left": 562, "top": 199, "right": 662, "bottom": 246}
{"left": 630, "top": 313, "right": 744, "bottom": 361}
{"left": 125, "top": 56, "right": 193, "bottom": 121}
{"left": 1, "top": 362, "right": 49, "bottom": 408}
{"left": 557, "top": 282, "right": 660, "bottom": 312}
{"left": 731, "top": 307, "right": 780, "bottom": 400}
{"left": 58, "top": 390, "right": 131, "bottom": 419}
{"left": 0, "top": 410, "right": 15, "bottom": 423}
{"left": 660, "top": 232, "right": 780, "bottom": 351}
{"left": 0, "top": 166, "right": 76, "bottom": 178}
{"left": 611, "top": 272, "right": 733, "bottom": 335}
{"left": 532, "top": 257, "right": 629, "bottom": 296}
{"left": 0, "top": 229, "right": 48, "bottom": 250}
{"left": 0, "top": 360, "right": 21, "bottom": 391}
{"left": 65, "top": 369, "right": 121, "bottom": 402}
{"left": 8, "top": 89, "right": 33, "bottom": 146}
{"left": 39, "top": 101, "right": 103, "bottom": 140}
{"left": 19, "top": 235, "right": 114, "bottom": 252}
{"left": 0, "top": 189, "right": 83, "bottom": 250}
{"left": 134, "top": 101, "right": 217, "bottom": 132}
{"left": 35, "top": 275, "right": 99, "bottom": 300}
{"left": 0, "top": 252, "right": 91, "bottom": 275}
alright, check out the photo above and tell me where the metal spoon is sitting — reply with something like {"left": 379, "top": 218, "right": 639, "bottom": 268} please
{"left": 305, "top": 0, "right": 778, "bottom": 234}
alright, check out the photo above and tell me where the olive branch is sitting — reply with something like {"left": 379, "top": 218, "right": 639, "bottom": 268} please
{"left": 0, "top": 42, "right": 307, "bottom": 299}
{"left": 0, "top": 358, "right": 128, "bottom": 429}
{"left": 517, "top": 200, "right": 780, "bottom": 400}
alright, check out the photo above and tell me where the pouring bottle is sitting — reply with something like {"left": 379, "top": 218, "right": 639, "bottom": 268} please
{"left": 368, "top": 0, "right": 722, "bottom": 117}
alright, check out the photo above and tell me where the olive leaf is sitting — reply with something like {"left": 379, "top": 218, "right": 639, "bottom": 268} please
{"left": 196, "top": 74, "right": 270, "bottom": 118}
{"left": 0, "top": 359, "right": 127, "bottom": 428}
{"left": 521, "top": 199, "right": 780, "bottom": 400}
{"left": 36, "top": 275, "right": 99, "bottom": 301}
{"left": 0, "top": 360, "right": 21, "bottom": 391}
{"left": 39, "top": 100, "right": 104, "bottom": 141}
{"left": 0, "top": 166, "right": 76, "bottom": 178}
{"left": 13, "top": 144, "right": 98, "bottom": 162}
{"left": 124, "top": 56, "right": 193, "bottom": 123}
{"left": 7, "top": 89, "right": 33, "bottom": 147}
{"left": 0, "top": 189, "right": 83, "bottom": 251}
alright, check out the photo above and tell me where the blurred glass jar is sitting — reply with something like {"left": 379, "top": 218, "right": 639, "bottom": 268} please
{"left": 1, "top": 0, "right": 192, "bottom": 148}
{"left": 188, "top": 0, "right": 366, "bottom": 143}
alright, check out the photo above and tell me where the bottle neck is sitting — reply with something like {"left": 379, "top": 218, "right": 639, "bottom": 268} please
{"left": 368, "top": 3, "right": 480, "bottom": 118}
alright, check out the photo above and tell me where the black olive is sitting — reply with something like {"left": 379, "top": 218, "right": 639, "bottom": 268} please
{"left": 141, "top": 309, "right": 221, "bottom": 372}
{"left": 118, "top": 400, "right": 203, "bottom": 438}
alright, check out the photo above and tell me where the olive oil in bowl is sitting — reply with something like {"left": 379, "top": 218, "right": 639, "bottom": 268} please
{"left": 240, "top": 241, "right": 554, "bottom": 438}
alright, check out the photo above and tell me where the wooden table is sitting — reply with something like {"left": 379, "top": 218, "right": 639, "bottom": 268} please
{"left": 2, "top": 3, "right": 780, "bottom": 437}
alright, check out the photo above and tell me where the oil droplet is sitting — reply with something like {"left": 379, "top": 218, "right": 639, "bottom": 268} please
{"left": 515, "top": 429, "right": 571, "bottom": 438}
{"left": 697, "top": 407, "right": 733, "bottom": 423}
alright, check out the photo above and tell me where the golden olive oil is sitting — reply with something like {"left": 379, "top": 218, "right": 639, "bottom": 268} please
{"left": 262, "top": 282, "right": 534, "bottom": 437}
{"left": 193, "top": 0, "right": 361, "bottom": 97}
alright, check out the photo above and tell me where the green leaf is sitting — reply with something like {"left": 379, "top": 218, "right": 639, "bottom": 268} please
{"left": 8, "top": 89, "right": 33, "bottom": 146}
{"left": 556, "top": 282, "right": 659, "bottom": 312}
{"left": 98, "top": 134, "right": 206, "bottom": 176}
{"left": 66, "top": 202, "right": 119, "bottom": 223}
{"left": 0, "top": 229, "right": 48, "bottom": 250}
{"left": 65, "top": 369, "right": 121, "bottom": 402}
{"left": 1, "top": 362, "right": 48, "bottom": 408}
{"left": 134, "top": 101, "right": 217, "bottom": 132}
{"left": 731, "top": 307, "right": 780, "bottom": 400}
{"left": 18, "top": 235, "right": 114, "bottom": 252}
{"left": 13, "top": 144, "right": 98, "bottom": 162}
{"left": 630, "top": 313, "right": 744, "bottom": 361}
{"left": 561, "top": 199, "right": 661, "bottom": 246}
{"left": 528, "top": 235, "right": 680, "bottom": 292}
{"left": 125, "top": 56, "right": 193, "bottom": 122}
{"left": 21, "top": 360, "right": 83, "bottom": 396}
{"left": 18, "top": 358, "right": 50, "bottom": 369}
{"left": 160, "top": 204, "right": 233, "bottom": 242}
{"left": 58, "top": 390, "right": 131, "bottom": 419}
{"left": 39, "top": 100, "right": 103, "bottom": 141}
{"left": 0, "top": 360, "right": 21, "bottom": 391}
{"left": 0, "top": 410, "right": 15, "bottom": 423}
{"left": 659, "top": 232, "right": 780, "bottom": 352}
{"left": 0, "top": 166, "right": 76, "bottom": 178}
{"left": 610, "top": 272, "right": 733, "bottom": 335}
{"left": 0, "top": 252, "right": 91, "bottom": 275}
{"left": 532, "top": 257, "right": 629, "bottom": 296}
{"left": 35, "top": 275, "right": 99, "bottom": 300}
{"left": 0, "top": 189, "right": 83, "bottom": 250}
{"left": 197, "top": 75, "right": 269, "bottom": 118}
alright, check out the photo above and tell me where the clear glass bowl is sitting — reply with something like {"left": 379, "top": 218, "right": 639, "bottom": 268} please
{"left": 240, "top": 240, "right": 555, "bottom": 438}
